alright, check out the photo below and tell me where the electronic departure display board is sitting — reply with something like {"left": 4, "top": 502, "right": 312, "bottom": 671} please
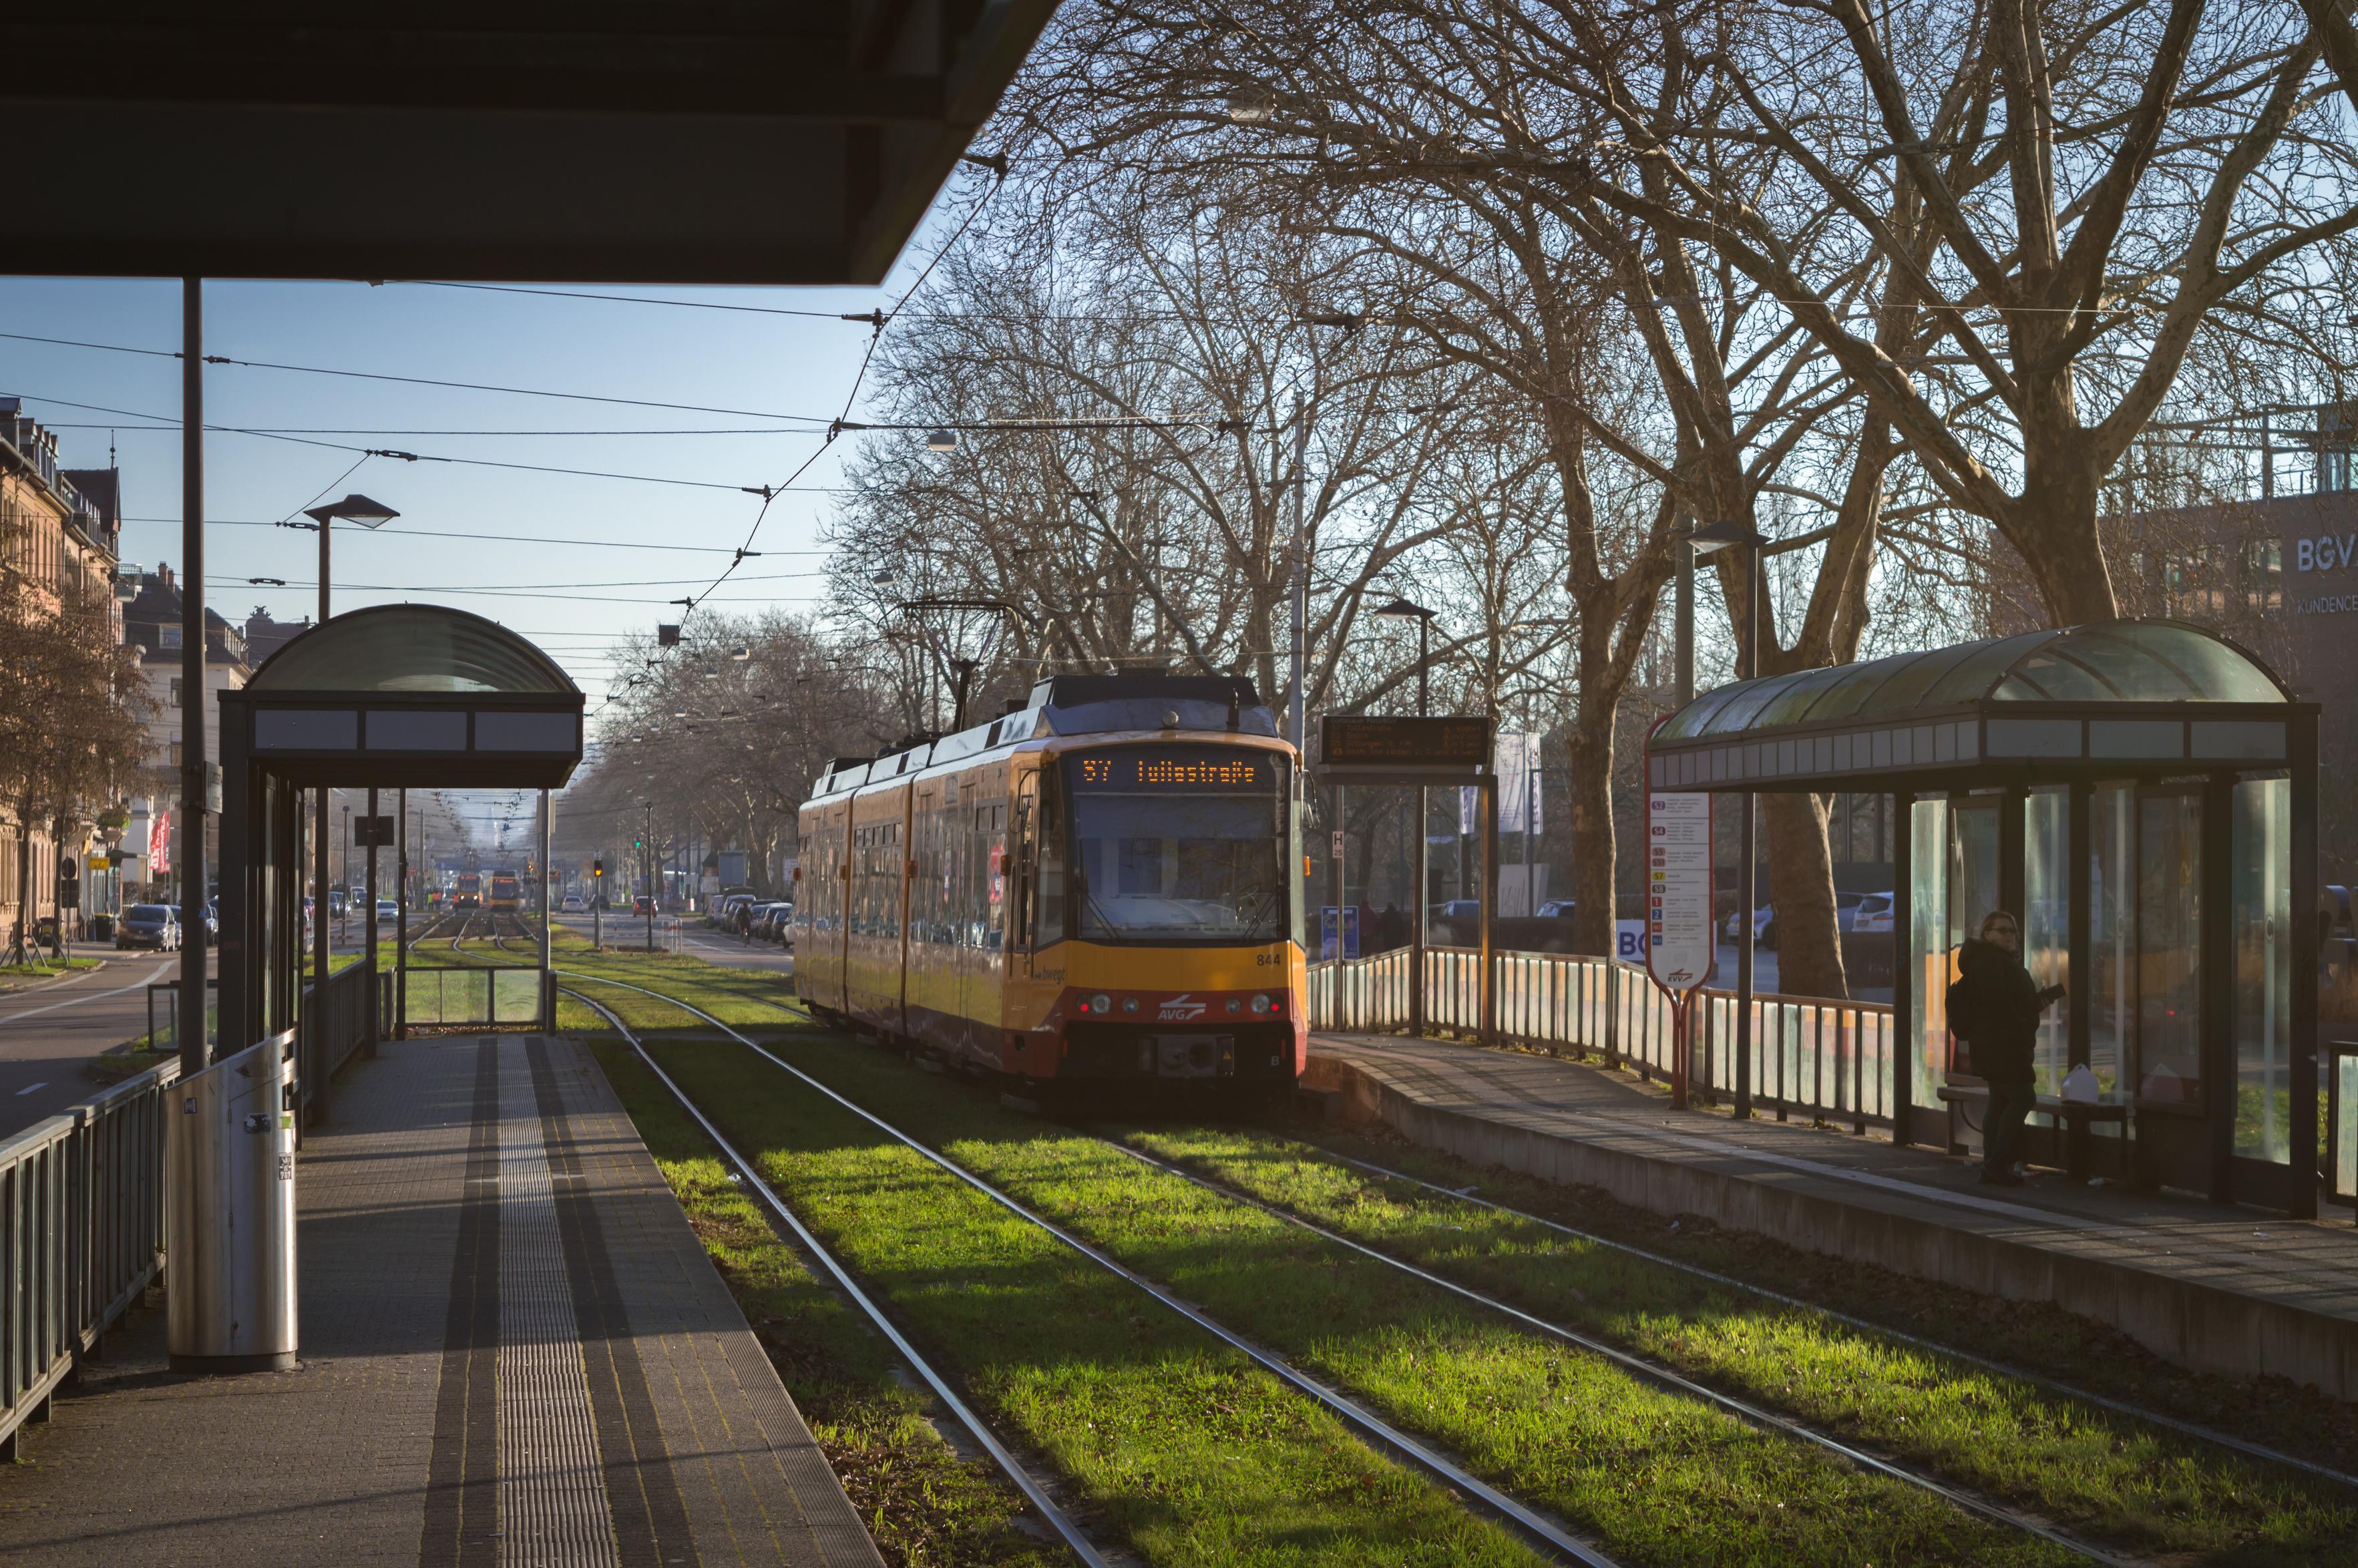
{"left": 1072, "top": 749, "right": 1279, "bottom": 791}
{"left": 1319, "top": 716, "right": 1495, "bottom": 776}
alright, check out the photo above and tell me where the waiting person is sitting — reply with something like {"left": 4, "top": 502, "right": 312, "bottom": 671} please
{"left": 1947, "top": 911, "right": 2065, "bottom": 1186}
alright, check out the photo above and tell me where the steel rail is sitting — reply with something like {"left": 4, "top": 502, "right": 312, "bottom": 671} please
{"left": 565, "top": 962, "right": 2341, "bottom": 1515}
{"left": 1091, "top": 1139, "right": 2145, "bottom": 1568}
{"left": 1308, "top": 1146, "right": 2358, "bottom": 1495}
{"left": 554, "top": 968, "right": 1619, "bottom": 1568}
{"left": 562, "top": 987, "right": 1113, "bottom": 1568}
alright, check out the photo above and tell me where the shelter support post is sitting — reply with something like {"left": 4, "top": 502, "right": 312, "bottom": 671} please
{"left": 1330, "top": 784, "right": 1344, "bottom": 963}
{"left": 393, "top": 788, "right": 405, "bottom": 1047}
{"left": 1891, "top": 793, "right": 1912, "bottom": 1144}
{"left": 1999, "top": 785, "right": 2027, "bottom": 932}
{"left": 540, "top": 788, "right": 554, "bottom": 1032}
{"left": 1736, "top": 788, "right": 1754, "bottom": 1120}
{"left": 178, "top": 275, "right": 208, "bottom": 1077}
{"left": 1411, "top": 785, "right": 1426, "bottom": 1038}
{"left": 365, "top": 787, "right": 379, "bottom": 1065}
{"left": 1481, "top": 776, "right": 1498, "bottom": 1044}
{"left": 2293, "top": 711, "right": 2321, "bottom": 1218}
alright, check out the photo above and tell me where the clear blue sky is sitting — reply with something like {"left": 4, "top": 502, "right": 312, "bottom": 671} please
{"left": 0, "top": 242, "right": 960, "bottom": 703}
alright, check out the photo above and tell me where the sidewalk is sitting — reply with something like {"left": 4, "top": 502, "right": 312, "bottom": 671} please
{"left": 1308, "top": 1030, "right": 2358, "bottom": 1400}
{"left": 0, "top": 1034, "right": 880, "bottom": 1567}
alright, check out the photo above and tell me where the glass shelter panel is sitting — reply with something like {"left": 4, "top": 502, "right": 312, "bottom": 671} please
{"left": 2024, "top": 788, "right": 2070, "bottom": 1096}
{"left": 2136, "top": 793, "right": 2204, "bottom": 1105}
{"left": 2232, "top": 777, "right": 2292, "bottom": 1163}
{"left": 1909, "top": 799, "right": 1948, "bottom": 1109}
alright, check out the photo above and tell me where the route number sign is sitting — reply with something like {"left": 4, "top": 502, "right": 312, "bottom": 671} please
{"left": 1645, "top": 792, "right": 1714, "bottom": 995}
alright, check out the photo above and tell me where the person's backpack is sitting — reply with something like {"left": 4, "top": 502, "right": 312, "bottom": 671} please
{"left": 1945, "top": 972, "right": 1976, "bottom": 1046}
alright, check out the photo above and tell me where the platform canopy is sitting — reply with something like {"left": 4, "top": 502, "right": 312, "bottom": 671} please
{"left": 3, "top": 0, "right": 1054, "bottom": 283}
{"left": 223, "top": 604, "right": 584, "bottom": 789}
{"left": 1647, "top": 618, "right": 2306, "bottom": 793}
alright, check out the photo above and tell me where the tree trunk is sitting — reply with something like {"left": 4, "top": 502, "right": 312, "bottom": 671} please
{"left": 1763, "top": 793, "right": 1847, "bottom": 1000}
{"left": 1563, "top": 704, "right": 1617, "bottom": 958}
{"left": 2011, "top": 426, "right": 2120, "bottom": 624}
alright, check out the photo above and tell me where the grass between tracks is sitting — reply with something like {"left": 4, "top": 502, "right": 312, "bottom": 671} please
{"left": 763, "top": 1038, "right": 2096, "bottom": 1568}
{"left": 564, "top": 991, "right": 1539, "bottom": 1567}
{"left": 1114, "top": 1123, "right": 2358, "bottom": 1565}
{"left": 558, "top": 945, "right": 2355, "bottom": 1565}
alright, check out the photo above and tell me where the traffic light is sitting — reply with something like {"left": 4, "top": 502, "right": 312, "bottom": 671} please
{"left": 593, "top": 857, "right": 604, "bottom": 879}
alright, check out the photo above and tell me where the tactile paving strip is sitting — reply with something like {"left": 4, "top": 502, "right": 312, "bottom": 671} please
{"left": 499, "top": 1044, "right": 624, "bottom": 1568}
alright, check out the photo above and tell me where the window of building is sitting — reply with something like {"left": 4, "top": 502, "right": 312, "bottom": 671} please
{"left": 170, "top": 677, "right": 184, "bottom": 707}
{"left": 159, "top": 624, "right": 182, "bottom": 650}
{"left": 170, "top": 742, "right": 182, "bottom": 768}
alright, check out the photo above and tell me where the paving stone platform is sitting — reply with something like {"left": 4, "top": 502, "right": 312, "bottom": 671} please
{"left": 1309, "top": 1030, "right": 2358, "bottom": 1401}
{"left": 0, "top": 1035, "right": 881, "bottom": 1568}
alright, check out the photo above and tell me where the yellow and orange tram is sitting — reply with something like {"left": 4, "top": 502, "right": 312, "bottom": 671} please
{"left": 793, "top": 674, "right": 1308, "bottom": 1096}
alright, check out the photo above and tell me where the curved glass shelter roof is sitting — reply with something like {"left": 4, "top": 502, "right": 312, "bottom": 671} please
{"left": 248, "top": 604, "right": 578, "bottom": 695}
{"left": 1648, "top": 619, "right": 2306, "bottom": 793}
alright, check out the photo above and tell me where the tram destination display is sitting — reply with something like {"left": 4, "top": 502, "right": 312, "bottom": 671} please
{"left": 1074, "top": 750, "right": 1278, "bottom": 790}
{"left": 1318, "top": 716, "right": 1496, "bottom": 779}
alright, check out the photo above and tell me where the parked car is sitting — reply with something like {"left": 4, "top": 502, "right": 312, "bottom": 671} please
{"left": 1852, "top": 891, "right": 1897, "bottom": 934}
{"left": 116, "top": 904, "right": 182, "bottom": 950}
{"left": 1722, "top": 904, "right": 1777, "bottom": 948}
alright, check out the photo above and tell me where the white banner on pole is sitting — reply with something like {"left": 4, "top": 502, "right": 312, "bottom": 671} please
{"left": 1460, "top": 733, "right": 1542, "bottom": 835}
{"left": 1645, "top": 791, "right": 1715, "bottom": 994}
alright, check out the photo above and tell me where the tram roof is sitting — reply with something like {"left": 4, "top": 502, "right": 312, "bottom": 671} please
{"left": 1647, "top": 618, "right": 2307, "bottom": 793}
{"left": 807, "top": 672, "right": 1280, "bottom": 801}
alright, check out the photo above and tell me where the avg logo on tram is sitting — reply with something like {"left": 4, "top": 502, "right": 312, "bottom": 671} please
{"left": 793, "top": 674, "right": 1308, "bottom": 1101}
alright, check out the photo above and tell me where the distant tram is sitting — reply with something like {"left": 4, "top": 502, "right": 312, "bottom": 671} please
{"left": 486, "top": 869, "right": 521, "bottom": 912}
{"left": 794, "top": 674, "right": 1306, "bottom": 1098}
{"left": 454, "top": 872, "right": 481, "bottom": 909}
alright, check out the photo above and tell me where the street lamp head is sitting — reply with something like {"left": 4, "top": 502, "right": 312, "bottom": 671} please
{"left": 305, "top": 494, "right": 399, "bottom": 529}
{"left": 1687, "top": 519, "right": 1768, "bottom": 555}
{"left": 1372, "top": 595, "right": 1436, "bottom": 621}
{"left": 924, "top": 429, "right": 959, "bottom": 453}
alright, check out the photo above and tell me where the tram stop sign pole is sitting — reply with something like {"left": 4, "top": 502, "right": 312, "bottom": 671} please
{"left": 1645, "top": 789, "right": 1716, "bottom": 1109}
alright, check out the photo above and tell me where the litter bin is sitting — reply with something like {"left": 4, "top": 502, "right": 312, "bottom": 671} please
{"left": 91, "top": 913, "right": 113, "bottom": 942}
{"left": 166, "top": 1030, "right": 299, "bottom": 1372}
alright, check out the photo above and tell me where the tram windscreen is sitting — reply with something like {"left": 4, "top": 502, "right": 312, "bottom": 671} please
{"left": 1066, "top": 747, "right": 1290, "bottom": 944}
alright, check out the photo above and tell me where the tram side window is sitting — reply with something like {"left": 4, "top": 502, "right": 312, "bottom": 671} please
{"left": 881, "top": 821, "right": 902, "bottom": 941}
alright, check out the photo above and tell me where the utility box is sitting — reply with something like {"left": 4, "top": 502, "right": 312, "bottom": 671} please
{"left": 166, "top": 1032, "right": 299, "bottom": 1372}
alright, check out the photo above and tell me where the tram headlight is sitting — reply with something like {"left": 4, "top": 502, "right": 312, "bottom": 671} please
{"left": 1250, "top": 993, "right": 1273, "bottom": 1015}
{"left": 1088, "top": 993, "right": 1112, "bottom": 1014}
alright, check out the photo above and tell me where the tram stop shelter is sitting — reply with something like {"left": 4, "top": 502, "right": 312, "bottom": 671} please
{"left": 1647, "top": 618, "right": 2321, "bottom": 1216}
{"left": 216, "top": 605, "right": 584, "bottom": 1101}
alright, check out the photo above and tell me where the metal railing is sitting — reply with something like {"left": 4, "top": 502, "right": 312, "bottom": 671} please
{"left": 295, "top": 962, "right": 385, "bottom": 1128}
{"left": 0, "top": 1060, "right": 177, "bottom": 1457}
{"left": 1308, "top": 944, "right": 1897, "bottom": 1130}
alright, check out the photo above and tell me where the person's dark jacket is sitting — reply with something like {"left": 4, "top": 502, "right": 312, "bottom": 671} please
{"left": 1949, "top": 937, "right": 2043, "bottom": 1085}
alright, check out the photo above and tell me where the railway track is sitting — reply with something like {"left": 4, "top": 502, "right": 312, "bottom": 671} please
{"left": 556, "top": 968, "right": 2289, "bottom": 1568}
{"left": 564, "top": 964, "right": 2355, "bottom": 1506}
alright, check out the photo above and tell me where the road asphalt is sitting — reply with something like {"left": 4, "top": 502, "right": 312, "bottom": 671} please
{"left": 0, "top": 948, "right": 194, "bottom": 1139}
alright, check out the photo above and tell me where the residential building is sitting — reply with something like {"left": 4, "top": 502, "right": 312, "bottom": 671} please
{"left": 241, "top": 607, "right": 313, "bottom": 666}
{"left": 120, "top": 565, "right": 252, "bottom": 902}
{"left": 0, "top": 399, "right": 122, "bottom": 945}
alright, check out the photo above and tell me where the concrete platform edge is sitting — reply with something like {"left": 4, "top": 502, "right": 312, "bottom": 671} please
{"left": 1306, "top": 1048, "right": 2357, "bottom": 1402}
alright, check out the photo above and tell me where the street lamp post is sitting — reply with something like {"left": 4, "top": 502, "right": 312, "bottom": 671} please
{"left": 1688, "top": 520, "right": 1768, "bottom": 1119}
{"left": 295, "top": 494, "right": 399, "bottom": 1056}
{"left": 1374, "top": 596, "right": 1437, "bottom": 1036}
